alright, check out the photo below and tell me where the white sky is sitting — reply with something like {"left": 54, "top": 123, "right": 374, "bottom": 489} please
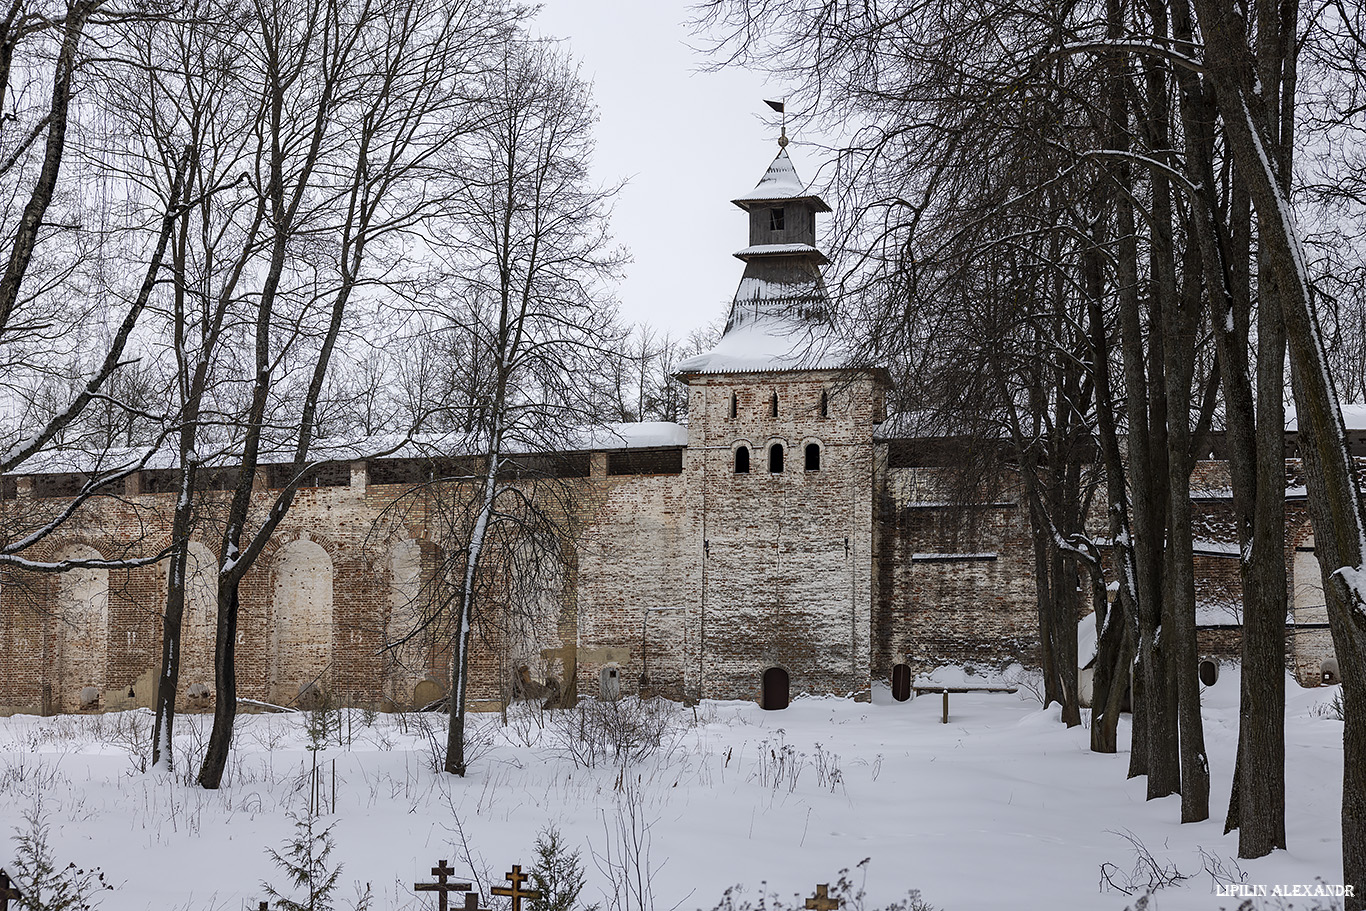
{"left": 531, "top": 0, "right": 794, "bottom": 340}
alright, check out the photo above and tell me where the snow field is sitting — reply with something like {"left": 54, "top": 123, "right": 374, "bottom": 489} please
{"left": 0, "top": 667, "right": 1348, "bottom": 911}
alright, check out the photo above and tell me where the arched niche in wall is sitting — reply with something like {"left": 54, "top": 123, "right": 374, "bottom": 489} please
{"left": 270, "top": 538, "right": 334, "bottom": 706}
{"left": 1293, "top": 535, "right": 1327, "bottom": 625}
{"left": 181, "top": 542, "right": 218, "bottom": 697}
{"left": 386, "top": 538, "right": 443, "bottom": 706}
{"left": 55, "top": 544, "right": 108, "bottom": 710}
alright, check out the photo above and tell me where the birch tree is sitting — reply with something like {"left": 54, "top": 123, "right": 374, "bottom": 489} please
{"left": 411, "top": 37, "right": 623, "bottom": 775}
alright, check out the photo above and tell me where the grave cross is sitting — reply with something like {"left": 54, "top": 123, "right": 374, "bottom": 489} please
{"left": 415, "top": 860, "right": 474, "bottom": 911}
{"left": 490, "top": 865, "right": 541, "bottom": 911}
{"left": 0, "top": 870, "right": 21, "bottom": 911}
{"left": 459, "top": 891, "right": 488, "bottom": 911}
{"left": 805, "top": 884, "right": 841, "bottom": 911}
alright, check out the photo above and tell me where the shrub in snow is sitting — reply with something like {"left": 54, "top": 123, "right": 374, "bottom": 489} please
{"left": 8, "top": 798, "right": 113, "bottom": 911}
{"left": 551, "top": 697, "right": 683, "bottom": 769}
{"left": 707, "top": 859, "right": 936, "bottom": 911}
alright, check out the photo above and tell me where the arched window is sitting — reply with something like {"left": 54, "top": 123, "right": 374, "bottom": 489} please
{"left": 734, "top": 446, "right": 750, "bottom": 474}
{"left": 761, "top": 667, "right": 790, "bottom": 710}
{"left": 805, "top": 443, "right": 821, "bottom": 471}
{"left": 729, "top": 392, "right": 737, "bottom": 419}
{"left": 769, "top": 392, "right": 778, "bottom": 417}
{"left": 768, "top": 443, "right": 784, "bottom": 473}
{"left": 820, "top": 390, "right": 829, "bottom": 418}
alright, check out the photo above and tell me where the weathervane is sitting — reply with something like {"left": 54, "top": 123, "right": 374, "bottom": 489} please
{"left": 765, "top": 99, "right": 789, "bottom": 147}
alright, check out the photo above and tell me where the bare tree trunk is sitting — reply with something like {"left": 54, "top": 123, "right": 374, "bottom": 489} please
{"left": 1192, "top": 0, "right": 1366, "bottom": 895}
{"left": 446, "top": 437, "right": 501, "bottom": 776}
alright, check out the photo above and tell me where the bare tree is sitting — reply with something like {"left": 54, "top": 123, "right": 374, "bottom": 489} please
{"left": 407, "top": 36, "right": 624, "bottom": 775}
{"left": 96, "top": 0, "right": 526, "bottom": 787}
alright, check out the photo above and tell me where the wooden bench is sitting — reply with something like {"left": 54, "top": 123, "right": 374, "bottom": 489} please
{"left": 911, "top": 685, "right": 1019, "bottom": 723}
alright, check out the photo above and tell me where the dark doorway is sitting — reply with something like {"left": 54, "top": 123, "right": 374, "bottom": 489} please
{"left": 1198, "top": 659, "right": 1219, "bottom": 687}
{"left": 891, "top": 663, "right": 912, "bottom": 702}
{"left": 761, "top": 666, "right": 789, "bottom": 710}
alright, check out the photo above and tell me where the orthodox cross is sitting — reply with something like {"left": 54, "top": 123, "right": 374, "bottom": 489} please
{"left": 0, "top": 870, "right": 20, "bottom": 911}
{"left": 490, "top": 865, "right": 541, "bottom": 911}
{"left": 805, "top": 884, "right": 841, "bottom": 911}
{"left": 415, "top": 860, "right": 473, "bottom": 911}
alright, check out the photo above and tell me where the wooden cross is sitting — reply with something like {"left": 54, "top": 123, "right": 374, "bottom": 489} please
{"left": 0, "top": 870, "right": 21, "bottom": 911}
{"left": 258, "top": 903, "right": 269, "bottom": 911}
{"left": 490, "top": 865, "right": 541, "bottom": 911}
{"left": 458, "top": 891, "right": 487, "bottom": 911}
{"left": 415, "top": 860, "right": 473, "bottom": 911}
{"left": 805, "top": 884, "right": 841, "bottom": 911}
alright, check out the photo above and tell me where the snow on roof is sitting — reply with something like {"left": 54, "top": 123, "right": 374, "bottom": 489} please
{"left": 675, "top": 316, "right": 849, "bottom": 376}
{"left": 732, "top": 275, "right": 822, "bottom": 304}
{"left": 1286, "top": 402, "right": 1366, "bottom": 431}
{"left": 731, "top": 149, "right": 830, "bottom": 210}
{"left": 733, "top": 243, "right": 825, "bottom": 259}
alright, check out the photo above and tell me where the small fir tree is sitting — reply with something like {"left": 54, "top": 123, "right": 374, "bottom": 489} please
{"left": 527, "top": 825, "right": 597, "bottom": 911}
{"left": 263, "top": 813, "right": 356, "bottom": 911}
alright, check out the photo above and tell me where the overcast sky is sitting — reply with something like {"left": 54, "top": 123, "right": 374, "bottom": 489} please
{"left": 532, "top": 1, "right": 802, "bottom": 341}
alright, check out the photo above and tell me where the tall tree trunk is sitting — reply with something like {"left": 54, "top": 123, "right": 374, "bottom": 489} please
{"left": 1192, "top": 0, "right": 1366, "bottom": 896}
{"left": 446, "top": 432, "right": 501, "bottom": 776}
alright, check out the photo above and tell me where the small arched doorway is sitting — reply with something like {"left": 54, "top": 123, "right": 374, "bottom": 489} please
{"left": 891, "top": 664, "right": 912, "bottom": 702}
{"left": 760, "top": 666, "right": 789, "bottom": 710}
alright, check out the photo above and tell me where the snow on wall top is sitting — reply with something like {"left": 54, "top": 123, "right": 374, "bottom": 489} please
{"left": 572, "top": 422, "right": 688, "bottom": 450}
{"left": 675, "top": 316, "right": 849, "bottom": 376}
{"left": 8, "top": 423, "right": 690, "bottom": 478}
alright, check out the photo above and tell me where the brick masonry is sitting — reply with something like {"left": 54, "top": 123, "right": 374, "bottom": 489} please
{"left": 0, "top": 411, "right": 1343, "bottom": 716}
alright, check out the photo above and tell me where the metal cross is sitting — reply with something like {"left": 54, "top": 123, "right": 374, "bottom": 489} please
{"left": 415, "top": 860, "right": 473, "bottom": 911}
{"left": 806, "top": 884, "right": 841, "bottom": 911}
{"left": 0, "top": 870, "right": 21, "bottom": 911}
{"left": 490, "top": 865, "right": 541, "bottom": 911}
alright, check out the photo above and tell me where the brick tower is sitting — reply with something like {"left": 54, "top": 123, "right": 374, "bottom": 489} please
{"left": 676, "top": 143, "right": 886, "bottom": 705}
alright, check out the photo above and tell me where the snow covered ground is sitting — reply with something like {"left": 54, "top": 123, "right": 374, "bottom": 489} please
{"left": 0, "top": 666, "right": 1349, "bottom": 911}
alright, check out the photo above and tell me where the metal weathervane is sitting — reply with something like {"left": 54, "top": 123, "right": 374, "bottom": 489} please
{"left": 765, "top": 99, "right": 789, "bottom": 147}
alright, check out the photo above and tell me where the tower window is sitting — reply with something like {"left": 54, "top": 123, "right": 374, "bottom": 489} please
{"left": 770, "top": 392, "right": 778, "bottom": 417}
{"left": 769, "top": 207, "right": 785, "bottom": 231}
{"left": 734, "top": 446, "right": 750, "bottom": 474}
{"left": 820, "top": 390, "right": 829, "bottom": 418}
{"left": 769, "top": 443, "right": 784, "bottom": 473}
{"left": 805, "top": 443, "right": 821, "bottom": 471}
{"left": 729, "top": 393, "right": 738, "bottom": 419}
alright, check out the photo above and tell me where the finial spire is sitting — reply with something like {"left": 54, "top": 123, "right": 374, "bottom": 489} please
{"left": 764, "top": 99, "right": 789, "bottom": 147}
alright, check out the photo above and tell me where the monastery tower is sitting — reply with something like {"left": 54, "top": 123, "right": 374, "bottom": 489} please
{"left": 675, "top": 145, "right": 887, "bottom": 705}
